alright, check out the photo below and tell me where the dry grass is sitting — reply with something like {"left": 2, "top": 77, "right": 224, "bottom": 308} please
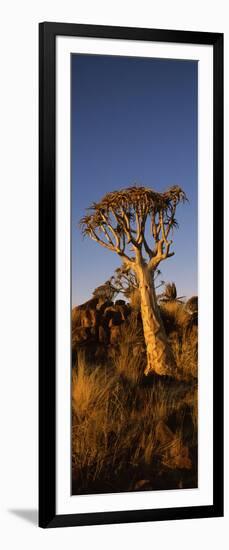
{"left": 160, "top": 301, "right": 198, "bottom": 380}
{"left": 160, "top": 300, "right": 187, "bottom": 330}
{"left": 72, "top": 351, "right": 114, "bottom": 417}
{"left": 72, "top": 350, "right": 197, "bottom": 493}
{"left": 114, "top": 314, "right": 145, "bottom": 385}
{"left": 72, "top": 299, "right": 198, "bottom": 493}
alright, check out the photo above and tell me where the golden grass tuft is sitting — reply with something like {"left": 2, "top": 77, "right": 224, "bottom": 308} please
{"left": 72, "top": 350, "right": 115, "bottom": 417}
{"left": 159, "top": 300, "right": 198, "bottom": 380}
{"left": 114, "top": 314, "right": 145, "bottom": 384}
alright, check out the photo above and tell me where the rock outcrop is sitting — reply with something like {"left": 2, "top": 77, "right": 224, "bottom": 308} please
{"left": 72, "top": 299, "right": 131, "bottom": 357}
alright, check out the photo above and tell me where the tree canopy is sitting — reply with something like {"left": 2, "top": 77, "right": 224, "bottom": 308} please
{"left": 80, "top": 185, "right": 187, "bottom": 270}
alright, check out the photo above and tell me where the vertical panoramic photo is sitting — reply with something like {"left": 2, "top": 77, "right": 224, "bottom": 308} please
{"left": 71, "top": 54, "right": 198, "bottom": 495}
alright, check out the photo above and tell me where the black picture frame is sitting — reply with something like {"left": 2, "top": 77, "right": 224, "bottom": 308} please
{"left": 39, "top": 22, "right": 224, "bottom": 528}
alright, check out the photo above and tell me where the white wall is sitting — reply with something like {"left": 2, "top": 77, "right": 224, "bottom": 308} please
{"left": 0, "top": 0, "right": 228, "bottom": 547}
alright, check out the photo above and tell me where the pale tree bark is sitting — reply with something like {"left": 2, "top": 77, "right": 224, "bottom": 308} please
{"left": 135, "top": 262, "right": 177, "bottom": 377}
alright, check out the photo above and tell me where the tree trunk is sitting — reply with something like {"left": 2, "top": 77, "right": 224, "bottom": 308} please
{"left": 136, "top": 264, "right": 177, "bottom": 377}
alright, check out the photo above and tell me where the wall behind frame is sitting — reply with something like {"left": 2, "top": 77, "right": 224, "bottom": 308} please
{"left": 0, "top": 0, "right": 227, "bottom": 548}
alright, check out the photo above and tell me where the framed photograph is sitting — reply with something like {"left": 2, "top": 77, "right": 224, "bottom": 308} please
{"left": 39, "top": 22, "right": 224, "bottom": 528}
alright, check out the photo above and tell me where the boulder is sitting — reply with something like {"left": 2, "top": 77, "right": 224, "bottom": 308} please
{"left": 72, "top": 326, "right": 96, "bottom": 344}
{"left": 72, "top": 298, "right": 99, "bottom": 327}
{"left": 115, "top": 303, "right": 131, "bottom": 321}
{"left": 96, "top": 300, "right": 113, "bottom": 313}
{"left": 80, "top": 308, "right": 98, "bottom": 327}
{"left": 104, "top": 307, "right": 122, "bottom": 325}
{"left": 77, "top": 297, "right": 99, "bottom": 310}
{"left": 108, "top": 312, "right": 123, "bottom": 327}
{"left": 115, "top": 299, "right": 126, "bottom": 306}
{"left": 72, "top": 306, "right": 82, "bottom": 327}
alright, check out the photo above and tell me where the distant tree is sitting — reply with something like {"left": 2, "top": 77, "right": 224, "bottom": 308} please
{"left": 109, "top": 265, "right": 164, "bottom": 305}
{"left": 92, "top": 280, "right": 116, "bottom": 302}
{"left": 80, "top": 185, "right": 187, "bottom": 376}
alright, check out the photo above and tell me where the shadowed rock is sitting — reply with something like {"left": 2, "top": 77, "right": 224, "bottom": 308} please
{"left": 72, "top": 326, "right": 97, "bottom": 344}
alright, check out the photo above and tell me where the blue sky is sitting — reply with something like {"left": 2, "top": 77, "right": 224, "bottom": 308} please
{"left": 71, "top": 54, "right": 197, "bottom": 306}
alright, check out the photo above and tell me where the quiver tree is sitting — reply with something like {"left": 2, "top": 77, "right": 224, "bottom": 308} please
{"left": 80, "top": 185, "right": 187, "bottom": 377}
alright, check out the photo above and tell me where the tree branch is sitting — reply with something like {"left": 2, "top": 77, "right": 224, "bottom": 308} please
{"left": 142, "top": 235, "right": 153, "bottom": 259}
{"left": 118, "top": 251, "right": 134, "bottom": 267}
{"left": 100, "top": 224, "right": 115, "bottom": 247}
{"left": 148, "top": 239, "right": 174, "bottom": 270}
{"left": 135, "top": 211, "right": 142, "bottom": 243}
{"left": 100, "top": 211, "right": 120, "bottom": 248}
{"left": 90, "top": 229, "right": 117, "bottom": 252}
{"left": 119, "top": 207, "right": 141, "bottom": 249}
{"left": 159, "top": 210, "right": 166, "bottom": 242}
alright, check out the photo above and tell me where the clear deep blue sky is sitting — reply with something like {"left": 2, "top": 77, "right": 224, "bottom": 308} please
{"left": 71, "top": 54, "right": 197, "bottom": 306}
